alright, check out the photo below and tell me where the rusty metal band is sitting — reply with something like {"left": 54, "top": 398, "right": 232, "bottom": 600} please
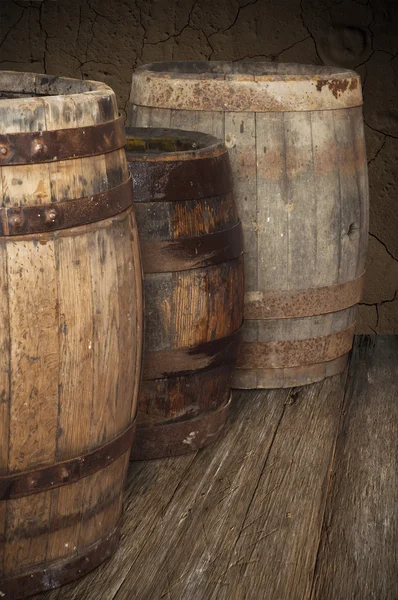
{"left": 0, "top": 116, "right": 126, "bottom": 165}
{"left": 143, "top": 327, "right": 242, "bottom": 380}
{"left": 0, "top": 178, "right": 133, "bottom": 236}
{"left": 127, "top": 150, "right": 233, "bottom": 202}
{"left": 236, "top": 323, "right": 356, "bottom": 370}
{"left": 131, "top": 394, "right": 232, "bottom": 460}
{"left": 141, "top": 221, "right": 243, "bottom": 273}
{"left": 233, "top": 353, "right": 349, "bottom": 389}
{"left": 0, "top": 524, "right": 121, "bottom": 599}
{"left": 244, "top": 273, "right": 365, "bottom": 320}
{"left": 0, "top": 420, "right": 136, "bottom": 500}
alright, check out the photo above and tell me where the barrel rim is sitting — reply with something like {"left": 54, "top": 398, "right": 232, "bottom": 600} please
{"left": 125, "top": 127, "right": 226, "bottom": 162}
{"left": 131, "top": 62, "right": 363, "bottom": 112}
{"left": 135, "top": 61, "right": 359, "bottom": 82}
{"left": 0, "top": 71, "right": 119, "bottom": 131}
{"left": 0, "top": 70, "right": 113, "bottom": 100}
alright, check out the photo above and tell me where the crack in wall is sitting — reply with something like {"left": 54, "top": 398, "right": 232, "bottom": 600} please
{"left": 364, "top": 119, "right": 398, "bottom": 140}
{"left": 360, "top": 290, "right": 397, "bottom": 331}
{"left": 367, "top": 135, "right": 386, "bottom": 166}
{"left": 300, "top": 0, "right": 322, "bottom": 63}
{"left": 369, "top": 232, "right": 398, "bottom": 263}
{"left": 222, "top": 0, "right": 261, "bottom": 34}
{"left": 0, "top": 4, "right": 25, "bottom": 49}
{"left": 144, "top": 0, "right": 199, "bottom": 46}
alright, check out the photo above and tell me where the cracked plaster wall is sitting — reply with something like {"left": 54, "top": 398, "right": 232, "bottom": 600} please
{"left": 0, "top": 0, "right": 397, "bottom": 333}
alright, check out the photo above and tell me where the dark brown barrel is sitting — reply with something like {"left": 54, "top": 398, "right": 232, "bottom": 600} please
{"left": 0, "top": 72, "right": 143, "bottom": 599}
{"left": 126, "top": 128, "right": 244, "bottom": 459}
{"left": 129, "top": 62, "right": 369, "bottom": 389}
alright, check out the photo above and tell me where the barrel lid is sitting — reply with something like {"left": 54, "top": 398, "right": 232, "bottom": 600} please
{"left": 0, "top": 71, "right": 119, "bottom": 132}
{"left": 131, "top": 62, "right": 362, "bottom": 112}
{"left": 125, "top": 127, "right": 226, "bottom": 162}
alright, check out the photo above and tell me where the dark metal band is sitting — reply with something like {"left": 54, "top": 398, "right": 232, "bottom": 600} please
{"left": 131, "top": 395, "right": 232, "bottom": 460}
{"left": 0, "top": 525, "right": 121, "bottom": 599}
{"left": 141, "top": 221, "right": 243, "bottom": 273}
{"left": 0, "top": 420, "right": 136, "bottom": 500}
{"left": 0, "top": 116, "right": 126, "bottom": 165}
{"left": 244, "top": 273, "right": 365, "bottom": 320}
{"left": 236, "top": 323, "right": 356, "bottom": 370}
{"left": 143, "top": 327, "right": 242, "bottom": 380}
{"left": 127, "top": 150, "right": 233, "bottom": 202}
{"left": 0, "top": 178, "right": 133, "bottom": 236}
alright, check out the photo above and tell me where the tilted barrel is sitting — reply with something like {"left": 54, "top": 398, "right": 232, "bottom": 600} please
{"left": 0, "top": 72, "right": 142, "bottom": 598}
{"left": 126, "top": 128, "right": 244, "bottom": 459}
{"left": 129, "top": 62, "right": 369, "bottom": 388}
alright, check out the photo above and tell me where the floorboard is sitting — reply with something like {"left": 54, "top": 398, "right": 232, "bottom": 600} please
{"left": 311, "top": 336, "right": 398, "bottom": 600}
{"left": 28, "top": 336, "right": 397, "bottom": 600}
{"left": 217, "top": 372, "right": 347, "bottom": 600}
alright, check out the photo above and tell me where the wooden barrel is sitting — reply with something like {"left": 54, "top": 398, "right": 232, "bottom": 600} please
{"left": 125, "top": 128, "right": 244, "bottom": 459}
{"left": 129, "top": 62, "right": 369, "bottom": 389}
{"left": 0, "top": 72, "right": 142, "bottom": 599}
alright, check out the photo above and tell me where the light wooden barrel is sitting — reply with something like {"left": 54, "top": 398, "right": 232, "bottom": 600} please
{"left": 125, "top": 128, "right": 244, "bottom": 459}
{"left": 0, "top": 72, "right": 142, "bottom": 599}
{"left": 129, "top": 62, "right": 369, "bottom": 389}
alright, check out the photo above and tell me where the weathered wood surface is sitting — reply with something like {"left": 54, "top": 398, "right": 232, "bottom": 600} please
{"left": 311, "top": 336, "right": 398, "bottom": 600}
{"left": 125, "top": 129, "right": 244, "bottom": 460}
{"left": 129, "top": 62, "right": 369, "bottom": 389}
{"left": 29, "top": 336, "right": 397, "bottom": 600}
{"left": 0, "top": 72, "right": 142, "bottom": 596}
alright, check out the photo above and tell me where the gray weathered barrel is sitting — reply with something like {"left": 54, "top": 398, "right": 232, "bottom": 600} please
{"left": 129, "top": 62, "right": 369, "bottom": 388}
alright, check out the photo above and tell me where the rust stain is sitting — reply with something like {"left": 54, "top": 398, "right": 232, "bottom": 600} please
{"left": 33, "top": 179, "right": 49, "bottom": 200}
{"left": 316, "top": 78, "right": 352, "bottom": 98}
{"left": 349, "top": 78, "right": 359, "bottom": 90}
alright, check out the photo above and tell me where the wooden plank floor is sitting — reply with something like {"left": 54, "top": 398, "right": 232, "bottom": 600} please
{"left": 32, "top": 336, "right": 398, "bottom": 600}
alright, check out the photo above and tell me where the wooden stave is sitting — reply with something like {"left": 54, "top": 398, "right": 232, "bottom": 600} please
{"left": 126, "top": 128, "right": 244, "bottom": 458}
{"left": 0, "top": 73, "right": 143, "bottom": 594}
{"left": 129, "top": 63, "right": 368, "bottom": 389}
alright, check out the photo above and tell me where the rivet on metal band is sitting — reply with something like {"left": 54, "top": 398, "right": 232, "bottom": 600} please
{"left": 244, "top": 273, "right": 365, "bottom": 320}
{"left": 0, "top": 116, "right": 126, "bottom": 165}
{"left": 143, "top": 327, "right": 242, "bottom": 380}
{"left": 141, "top": 221, "right": 243, "bottom": 273}
{"left": 0, "top": 420, "right": 136, "bottom": 500}
{"left": 0, "top": 177, "right": 133, "bottom": 236}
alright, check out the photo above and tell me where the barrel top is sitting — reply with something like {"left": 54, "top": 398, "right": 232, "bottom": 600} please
{"left": 0, "top": 71, "right": 119, "bottom": 131}
{"left": 125, "top": 127, "right": 226, "bottom": 162}
{"left": 132, "top": 61, "right": 362, "bottom": 112}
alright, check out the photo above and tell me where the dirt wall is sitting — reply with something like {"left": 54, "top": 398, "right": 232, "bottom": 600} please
{"left": 1, "top": 0, "right": 397, "bottom": 332}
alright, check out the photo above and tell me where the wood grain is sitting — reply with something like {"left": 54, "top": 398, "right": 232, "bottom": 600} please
{"left": 0, "top": 72, "right": 142, "bottom": 593}
{"left": 126, "top": 129, "right": 243, "bottom": 459}
{"left": 27, "top": 336, "right": 398, "bottom": 600}
{"left": 311, "top": 336, "right": 398, "bottom": 600}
